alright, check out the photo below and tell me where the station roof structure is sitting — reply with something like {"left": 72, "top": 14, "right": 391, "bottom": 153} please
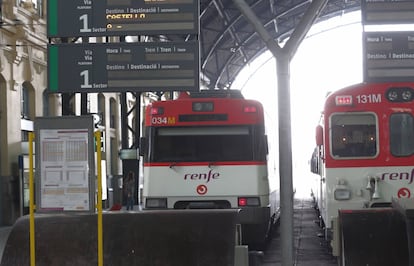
{"left": 191, "top": 0, "right": 361, "bottom": 90}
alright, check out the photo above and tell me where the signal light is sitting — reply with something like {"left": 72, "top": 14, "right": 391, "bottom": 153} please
{"left": 238, "top": 198, "right": 247, "bottom": 206}
{"left": 238, "top": 197, "right": 260, "bottom": 207}
{"left": 243, "top": 106, "right": 257, "bottom": 113}
{"left": 150, "top": 107, "right": 164, "bottom": 115}
{"left": 335, "top": 95, "right": 352, "bottom": 106}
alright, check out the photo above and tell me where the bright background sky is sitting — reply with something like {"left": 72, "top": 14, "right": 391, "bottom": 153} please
{"left": 231, "top": 11, "right": 363, "bottom": 198}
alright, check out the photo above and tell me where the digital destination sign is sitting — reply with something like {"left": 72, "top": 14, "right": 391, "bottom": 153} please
{"left": 363, "top": 31, "right": 414, "bottom": 82}
{"left": 47, "top": 0, "right": 199, "bottom": 37}
{"left": 48, "top": 42, "right": 200, "bottom": 93}
{"left": 361, "top": 0, "right": 414, "bottom": 25}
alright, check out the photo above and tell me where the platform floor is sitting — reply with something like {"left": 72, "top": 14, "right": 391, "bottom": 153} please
{"left": 261, "top": 198, "right": 337, "bottom": 266}
{"left": 0, "top": 198, "right": 336, "bottom": 265}
{"left": 0, "top": 227, "right": 11, "bottom": 263}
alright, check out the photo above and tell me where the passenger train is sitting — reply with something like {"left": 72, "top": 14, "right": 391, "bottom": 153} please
{"left": 140, "top": 90, "right": 280, "bottom": 250}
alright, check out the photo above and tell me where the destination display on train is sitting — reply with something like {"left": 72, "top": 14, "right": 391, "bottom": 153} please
{"left": 48, "top": 42, "right": 200, "bottom": 93}
{"left": 363, "top": 31, "right": 414, "bottom": 82}
{"left": 47, "top": 0, "right": 199, "bottom": 37}
{"left": 361, "top": 0, "right": 414, "bottom": 25}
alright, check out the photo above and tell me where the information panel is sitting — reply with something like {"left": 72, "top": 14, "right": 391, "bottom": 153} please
{"left": 361, "top": 0, "right": 414, "bottom": 25}
{"left": 47, "top": 0, "right": 199, "bottom": 37}
{"left": 48, "top": 42, "right": 199, "bottom": 93}
{"left": 363, "top": 31, "right": 414, "bottom": 82}
{"left": 35, "top": 116, "right": 95, "bottom": 212}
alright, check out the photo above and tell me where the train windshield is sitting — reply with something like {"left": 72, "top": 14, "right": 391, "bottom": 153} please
{"left": 390, "top": 113, "right": 414, "bottom": 156}
{"left": 148, "top": 125, "right": 267, "bottom": 162}
{"left": 330, "top": 113, "right": 377, "bottom": 158}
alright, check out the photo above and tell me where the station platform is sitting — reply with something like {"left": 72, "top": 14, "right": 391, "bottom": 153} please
{"left": 261, "top": 198, "right": 337, "bottom": 266}
{"left": 0, "top": 198, "right": 336, "bottom": 265}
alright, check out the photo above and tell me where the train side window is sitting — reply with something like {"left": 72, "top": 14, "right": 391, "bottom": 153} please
{"left": 310, "top": 147, "right": 320, "bottom": 174}
{"left": 390, "top": 113, "right": 414, "bottom": 157}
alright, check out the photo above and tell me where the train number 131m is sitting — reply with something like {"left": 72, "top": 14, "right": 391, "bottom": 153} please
{"left": 356, "top": 94, "right": 382, "bottom": 104}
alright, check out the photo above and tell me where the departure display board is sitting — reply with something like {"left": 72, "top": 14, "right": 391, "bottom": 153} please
{"left": 361, "top": 0, "right": 414, "bottom": 25}
{"left": 48, "top": 42, "right": 200, "bottom": 93}
{"left": 47, "top": 0, "right": 199, "bottom": 37}
{"left": 363, "top": 31, "right": 414, "bottom": 82}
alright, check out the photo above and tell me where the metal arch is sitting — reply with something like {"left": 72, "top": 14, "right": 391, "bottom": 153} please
{"left": 200, "top": 0, "right": 361, "bottom": 89}
{"left": 215, "top": 1, "right": 360, "bottom": 89}
{"left": 200, "top": 0, "right": 299, "bottom": 88}
{"left": 211, "top": 0, "right": 314, "bottom": 88}
{"left": 201, "top": 0, "right": 313, "bottom": 88}
{"left": 205, "top": 0, "right": 361, "bottom": 88}
{"left": 213, "top": 0, "right": 249, "bottom": 62}
{"left": 200, "top": 0, "right": 264, "bottom": 69}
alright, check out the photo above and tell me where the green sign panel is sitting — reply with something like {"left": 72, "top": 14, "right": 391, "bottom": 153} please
{"left": 48, "top": 42, "right": 200, "bottom": 93}
{"left": 48, "top": 0, "right": 199, "bottom": 37}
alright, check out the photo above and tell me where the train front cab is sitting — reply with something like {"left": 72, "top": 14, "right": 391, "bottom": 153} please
{"left": 310, "top": 83, "right": 414, "bottom": 265}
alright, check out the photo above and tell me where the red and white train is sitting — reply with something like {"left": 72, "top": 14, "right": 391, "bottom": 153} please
{"left": 140, "top": 90, "right": 279, "bottom": 250}
{"left": 310, "top": 82, "right": 414, "bottom": 265}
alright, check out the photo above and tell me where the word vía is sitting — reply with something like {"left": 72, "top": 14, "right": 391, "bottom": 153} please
{"left": 381, "top": 169, "right": 414, "bottom": 184}
{"left": 184, "top": 170, "right": 220, "bottom": 183}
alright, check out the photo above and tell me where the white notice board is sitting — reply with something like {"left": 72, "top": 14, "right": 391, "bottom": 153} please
{"left": 35, "top": 116, "right": 95, "bottom": 212}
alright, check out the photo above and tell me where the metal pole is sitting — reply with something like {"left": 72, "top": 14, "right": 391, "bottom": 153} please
{"left": 120, "top": 93, "right": 128, "bottom": 149}
{"left": 81, "top": 93, "right": 88, "bottom": 115}
{"left": 134, "top": 92, "right": 141, "bottom": 205}
{"left": 277, "top": 55, "right": 294, "bottom": 265}
{"left": 233, "top": 1, "right": 328, "bottom": 265}
{"left": 28, "top": 132, "right": 35, "bottom": 266}
{"left": 95, "top": 131, "right": 103, "bottom": 266}
{"left": 232, "top": 1, "right": 294, "bottom": 264}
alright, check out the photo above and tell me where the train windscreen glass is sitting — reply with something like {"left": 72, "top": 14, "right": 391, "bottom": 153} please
{"left": 330, "top": 113, "right": 377, "bottom": 158}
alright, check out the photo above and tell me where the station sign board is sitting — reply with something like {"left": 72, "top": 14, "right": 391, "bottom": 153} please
{"left": 363, "top": 31, "right": 414, "bottom": 82}
{"left": 34, "top": 116, "right": 95, "bottom": 213}
{"left": 361, "top": 0, "right": 414, "bottom": 25}
{"left": 48, "top": 41, "right": 200, "bottom": 93}
{"left": 47, "top": 0, "right": 199, "bottom": 37}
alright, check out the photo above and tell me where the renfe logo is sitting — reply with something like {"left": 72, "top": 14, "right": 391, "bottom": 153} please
{"left": 381, "top": 169, "right": 414, "bottom": 184}
{"left": 184, "top": 170, "right": 220, "bottom": 183}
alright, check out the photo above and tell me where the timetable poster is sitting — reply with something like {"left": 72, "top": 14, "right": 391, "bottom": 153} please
{"left": 39, "top": 128, "right": 90, "bottom": 211}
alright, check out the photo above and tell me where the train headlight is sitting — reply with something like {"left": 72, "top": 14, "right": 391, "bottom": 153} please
{"left": 145, "top": 198, "right": 167, "bottom": 208}
{"left": 334, "top": 188, "right": 351, "bottom": 200}
{"left": 387, "top": 90, "right": 399, "bottom": 101}
{"left": 386, "top": 87, "right": 414, "bottom": 102}
{"left": 334, "top": 179, "right": 351, "bottom": 200}
{"left": 402, "top": 89, "right": 413, "bottom": 101}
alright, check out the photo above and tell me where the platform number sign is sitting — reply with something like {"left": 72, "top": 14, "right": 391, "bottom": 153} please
{"left": 80, "top": 70, "right": 92, "bottom": 89}
{"left": 47, "top": 42, "right": 199, "bottom": 93}
{"left": 47, "top": 0, "right": 199, "bottom": 37}
{"left": 47, "top": 0, "right": 200, "bottom": 93}
{"left": 79, "top": 14, "right": 91, "bottom": 33}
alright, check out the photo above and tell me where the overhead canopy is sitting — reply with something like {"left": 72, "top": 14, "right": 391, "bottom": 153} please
{"left": 190, "top": 0, "right": 360, "bottom": 89}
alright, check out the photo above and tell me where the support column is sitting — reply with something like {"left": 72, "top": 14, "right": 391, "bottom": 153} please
{"left": 233, "top": 0, "right": 329, "bottom": 264}
{"left": 120, "top": 92, "right": 140, "bottom": 206}
{"left": 277, "top": 54, "right": 294, "bottom": 265}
